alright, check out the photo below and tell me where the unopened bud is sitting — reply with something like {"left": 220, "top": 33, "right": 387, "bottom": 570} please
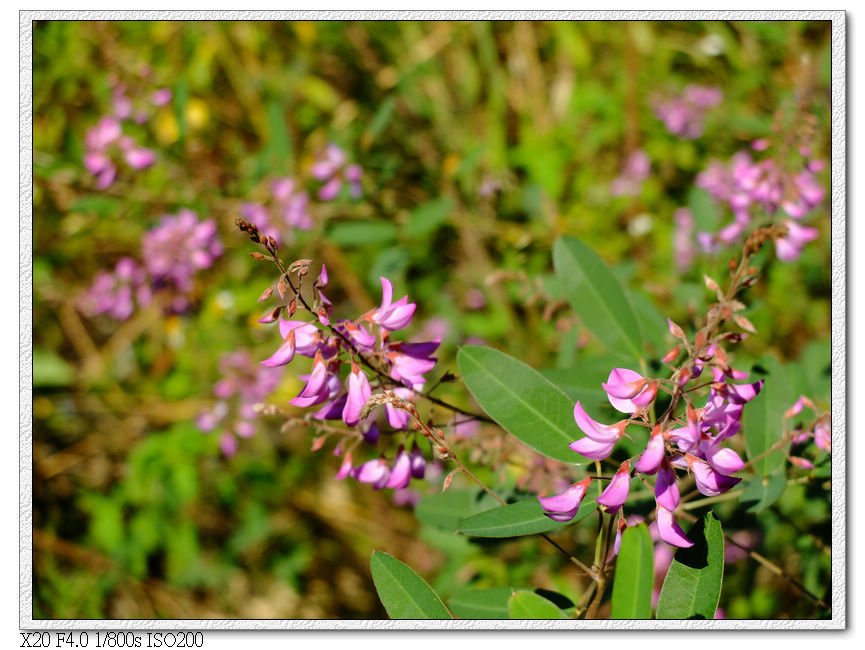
{"left": 277, "top": 278, "right": 288, "bottom": 300}
{"left": 288, "top": 299, "right": 297, "bottom": 317}
{"left": 258, "top": 306, "right": 283, "bottom": 324}
{"left": 662, "top": 346, "right": 680, "bottom": 364}
{"left": 667, "top": 318, "right": 686, "bottom": 340}
{"left": 249, "top": 251, "right": 267, "bottom": 261}
{"left": 258, "top": 286, "right": 274, "bottom": 302}
{"left": 733, "top": 314, "right": 757, "bottom": 334}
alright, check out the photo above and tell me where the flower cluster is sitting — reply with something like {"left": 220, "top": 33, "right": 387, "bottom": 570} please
{"left": 197, "top": 350, "right": 283, "bottom": 456}
{"left": 694, "top": 140, "right": 824, "bottom": 261}
{"left": 539, "top": 346, "right": 763, "bottom": 548}
{"left": 239, "top": 177, "right": 313, "bottom": 246}
{"left": 78, "top": 257, "right": 152, "bottom": 321}
{"left": 243, "top": 227, "right": 439, "bottom": 491}
{"left": 80, "top": 210, "right": 222, "bottom": 319}
{"left": 654, "top": 85, "right": 722, "bottom": 139}
{"left": 610, "top": 150, "right": 651, "bottom": 197}
{"left": 83, "top": 72, "right": 171, "bottom": 189}
{"left": 140, "top": 210, "right": 224, "bottom": 314}
{"left": 311, "top": 144, "right": 363, "bottom": 201}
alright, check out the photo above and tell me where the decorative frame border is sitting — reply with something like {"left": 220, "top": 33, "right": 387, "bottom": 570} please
{"left": 19, "top": 10, "right": 846, "bottom": 631}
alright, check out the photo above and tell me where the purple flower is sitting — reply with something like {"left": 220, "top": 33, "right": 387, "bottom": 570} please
{"left": 370, "top": 277, "right": 417, "bottom": 332}
{"left": 538, "top": 477, "right": 592, "bottom": 522}
{"left": 342, "top": 364, "right": 372, "bottom": 427}
{"left": 260, "top": 328, "right": 297, "bottom": 368}
{"left": 596, "top": 461, "right": 631, "bottom": 513}
{"left": 352, "top": 458, "right": 391, "bottom": 489}
{"left": 385, "top": 448, "right": 413, "bottom": 490}
{"left": 79, "top": 257, "right": 150, "bottom": 320}
{"left": 198, "top": 350, "right": 282, "bottom": 456}
{"left": 290, "top": 352, "right": 334, "bottom": 408}
{"left": 603, "top": 368, "right": 657, "bottom": 414}
{"left": 569, "top": 402, "right": 626, "bottom": 461}
{"left": 278, "top": 319, "right": 323, "bottom": 357}
{"left": 685, "top": 454, "right": 741, "bottom": 496}
{"left": 776, "top": 220, "right": 819, "bottom": 262}
{"left": 654, "top": 465, "right": 680, "bottom": 511}
{"left": 611, "top": 150, "right": 650, "bottom": 197}
{"left": 140, "top": 210, "right": 223, "bottom": 313}
{"left": 634, "top": 426, "right": 666, "bottom": 475}
{"left": 312, "top": 144, "right": 363, "bottom": 201}
{"left": 656, "top": 506, "right": 693, "bottom": 548}
{"left": 654, "top": 85, "right": 722, "bottom": 139}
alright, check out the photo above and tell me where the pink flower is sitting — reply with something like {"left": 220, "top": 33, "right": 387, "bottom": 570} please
{"left": 370, "top": 277, "right": 417, "bottom": 331}
{"left": 342, "top": 364, "right": 372, "bottom": 427}
{"left": 654, "top": 465, "right": 680, "bottom": 511}
{"left": 538, "top": 477, "right": 592, "bottom": 522}
{"left": 776, "top": 220, "right": 819, "bottom": 262}
{"left": 602, "top": 368, "right": 657, "bottom": 414}
{"left": 260, "top": 328, "right": 297, "bottom": 368}
{"left": 569, "top": 402, "right": 626, "bottom": 461}
{"left": 656, "top": 506, "right": 693, "bottom": 548}
{"left": 685, "top": 453, "right": 741, "bottom": 496}
{"left": 352, "top": 458, "right": 391, "bottom": 489}
{"left": 634, "top": 426, "right": 666, "bottom": 475}
{"left": 596, "top": 461, "right": 631, "bottom": 513}
{"left": 385, "top": 449, "right": 413, "bottom": 490}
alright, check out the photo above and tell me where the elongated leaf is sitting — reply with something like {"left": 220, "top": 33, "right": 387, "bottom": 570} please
{"left": 611, "top": 524, "right": 654, "bottom": 619}
{"left": 656, "top": 512, "right": 725, "bottom": 620}
{"left": 457, "top": 498, "right": 595, "bottom": 538}
{"left": 448, "top": 587, "right": 513, "bottom": 619}
{"left": 415, "top": 489, "right": 495, "bottom": 531}
{"left": 540, "top": 367, "right": 608, "bottom": 407}
{"left": 743, "top": 356, "right": 792, "bottom": 476}
{"left": 370, "top": 551, "right": 452, "bottom": 619}
{"left": 741, "top": 471, "right": 787, "bottom": 513}
{"left": 508, "top": 591, "right": 568, "bottom": 619}
{"left": 457, "top": 345, "right": 581, "bottom": 463}
{"left": 552, "top": 236, "right": 644, "bottom": 360}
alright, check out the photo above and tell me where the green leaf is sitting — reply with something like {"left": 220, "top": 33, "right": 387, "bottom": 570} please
{"left": 611, "top": 524, "right": 654, "bottom": 619}
{"left": 656, "top": 512, "right": 725, "bottom": 620}
{"left": 457, "top": 497, "right": 595, "bottom": 538}
{"left": 741, "top": 471, "right": 787, "bottom": 513}
{"left": 404, "top": 197, "right": 454, "bottom": 239}
{"left": 457, "top": 345, "right": 581, "bottom": 464}
{"left": 508, "top": 590, "right": 568, "bottom": 619}
{"left": 415, "top": 489, "right": 495, "bottom": 531}
{"left": 540, "top": 363, "right": 610, "bottom": 407}
{"left": 370, "top": 551, "right": 452, "bottom": 619}
{"left": 448, "top": 587, "right": 513, "bottom": 619}
{"left": 552, "top": 236, "right": 644, "bottom": 360}
{"left": 327, "top": 220, "right": 397, "bottom": 247}
{"left": 743, "top": 356, "right": 792, "bottom": 476}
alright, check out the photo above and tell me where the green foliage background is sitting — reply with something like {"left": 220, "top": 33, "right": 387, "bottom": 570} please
{"left": 32, "top": 20, "right": 832, "bottom": 619}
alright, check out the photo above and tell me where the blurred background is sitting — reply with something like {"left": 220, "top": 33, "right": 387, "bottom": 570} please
{"left": 32, "top": 20, "right": 832, "bottom": 619}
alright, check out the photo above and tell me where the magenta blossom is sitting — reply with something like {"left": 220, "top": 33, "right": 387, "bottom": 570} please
{"left": 538, "top": 477, "right": 592, "bottom": 522}
{"left": 596, "top": 461, "right": 631, "bottom": 513}
{"left": 342, "top": 363, "right": 372, "bottom": 427}
{"left": 656, "top": 506, "right": 693, "bottom": 548}
{"left": 775, "top": 220, "right": 819, "bottom": 262}
{"left": 369, "top": 277, "right": 417, "bottom": 332}
{"left": 603, "top": 368, "right": 658, "bottom": 414}
{"left": 569, "top": 402, "right": 627, "bottom": 461}
{"left": 312, "top": 144, "right": 363, "bottom": 200}
{"left": 685, "top": 454, "right": 741, "bottom": 497}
